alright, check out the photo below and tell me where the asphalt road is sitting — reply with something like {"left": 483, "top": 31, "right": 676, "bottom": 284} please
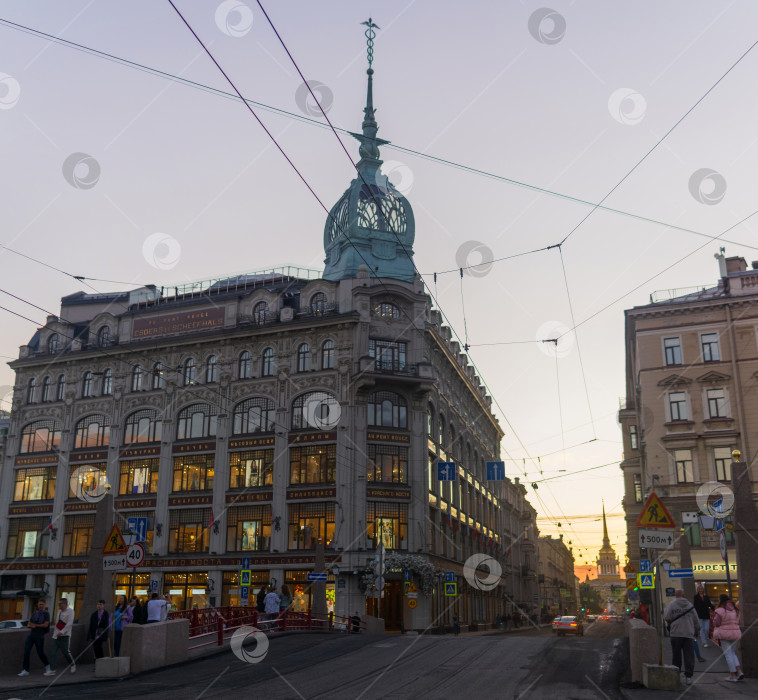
{"left": 4, "top": 621, "right": 628, "bottom": 700}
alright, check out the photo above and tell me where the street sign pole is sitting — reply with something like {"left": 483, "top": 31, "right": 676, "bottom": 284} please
{"left": 723, "top": 533, "right": 733, "bottom": 600}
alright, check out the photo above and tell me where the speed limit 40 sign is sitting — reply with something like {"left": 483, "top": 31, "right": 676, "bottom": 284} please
{"left": 126, "top": 542, "right": 146, "bottom": 568}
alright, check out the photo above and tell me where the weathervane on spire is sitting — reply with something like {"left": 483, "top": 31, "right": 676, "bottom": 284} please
{"left": 361, "top": 18, "right": 379, "bottom": 68}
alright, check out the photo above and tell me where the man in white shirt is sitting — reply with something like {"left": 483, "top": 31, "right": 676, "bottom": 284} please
{"left": 263, "top": 587, "right": 280, "bottom": 629}
{"left": 44, "top": 598, "right": 76, "bottom": 676}
{"left": 146, "top": 592, "right": 166, "bottom": 623}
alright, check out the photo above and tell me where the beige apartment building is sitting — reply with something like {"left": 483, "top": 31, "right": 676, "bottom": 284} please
{"left": 537, "top": 534, "right": 575, "bottom": 616}
{"left": 619, "top": 252, "right": 757, "bottom": 603}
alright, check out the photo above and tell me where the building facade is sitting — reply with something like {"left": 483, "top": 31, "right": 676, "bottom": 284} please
{"left": 0, "top": 55, "right": 539, "bottom": 630}
{"left": 619, "top": 253, "right": 757, "bottom": 605}
{"left": 537, "top": 534, "right": 575, "bottom": 616}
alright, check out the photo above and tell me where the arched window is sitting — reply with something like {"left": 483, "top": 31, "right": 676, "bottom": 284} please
{"left": 297, "top": 343, "right": 310, "bottom": 372}
{"left": 123, "top": 409, "right": 163, "bottom": 445}
{"left": 427, "top": 404, "right": 435, "bottom": 439}
{"left": 97, "top": 326, "right": 110, "bottom": 347}
{"left": 82, "top": 371, "right": 94, "bottom": 398}
{"left": 41, "top": 376, "right": 51, "bottom": 403}
{"left": 292, "top": 391, "right": 339, "bottom": 430}
{"left": 183, "top": 358, "right": 195, "bottom": 386}
{"left": 20, "top": 420, "right": 62, "bottom": 453}
{"left": 26, "top": 377, "right": 37, "bottom": 404}
{"left": 367, "top": 391, "right": 407, "bottom": 429}
{"left": 102, "top": 369, "right": 113, "bottom": 395}
{"left": 47, "top": 333, "right": 60, "bottom": 355}
{"left": 177, "top": 403, "right": 218, "bottom": 440}
{"left": 56, "top": 374, "right": 65, "bottom": 401}
{"left": 321, "top": 340, "right": 334, "bottom": 369}
{"left": 374, "top": 302, "right": 400, "bottom": 319}
{"left": 439, "top": 414, "right": 445, "bottom": 449}
{"left": 206, "top": 355, "right": 218, "bottom": 383}
{"left": 311, "top": 292, "right": 327, "bottom": 314}
{"left": 152, "top": 362, "right": 164, "bottom": 390}
{"left": 238, "top": 351, "right": 251, "bottom": 379}
{"left": 131, "top": 365, "right": 143, "bottom": 392}
{"left": 74, "top": 415, "right": 110, "bottom": 449}
{"left": 233, "top": 397, "right": 275, "bottom": 435}
{"left": 261, "top": 348, "right": 274, "bottom": 377}
{"left": 253, "top": 301, "right": 268, "bottom": 324}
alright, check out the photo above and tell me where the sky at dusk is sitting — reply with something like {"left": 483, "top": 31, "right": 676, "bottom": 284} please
{"left": 3, "top": 1, "right": 758, "bottom": 565}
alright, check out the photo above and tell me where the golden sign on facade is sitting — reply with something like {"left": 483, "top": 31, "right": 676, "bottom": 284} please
{"left": 226, "top": 491, "right": 273, "bottom": 504}
{"left": 229, "top": 436, "right": 276, "bottom": 450}
{"left": 172, "top": 441, "right": 216, "bottom": 455}
{"left": 120, "top": 446, "right": 161, "bottom": 458}
{"left": 132, "top": 307, "right": 225, "bottom": 339}
{"left": 168, "top": 495, "right": 213, "bottom": 507}
{"left": 366, "top": 431, "right": 410, "bottom": 444}
{"left": 287, "top": 488, "right": 336, "bottom": 500}
{"left": 14, "top": 454, "right": 58, "bottom": 467}
{"left": 70, "top": 449, "right": 109, "bottom": 463}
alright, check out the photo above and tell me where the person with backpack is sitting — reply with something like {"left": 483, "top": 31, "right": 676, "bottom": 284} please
{"left": 18, "top": 599, "right": 50, "bottom": 676}
{"left": 713, "top": 594, "right": 744, "bottom": 681}
{"left": 664, "top": 590, "right": 699, "bottom": 685}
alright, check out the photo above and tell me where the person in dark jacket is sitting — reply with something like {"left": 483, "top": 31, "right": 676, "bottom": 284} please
{"left": 18, "top": 599, "right": 50, "bottom": 676}
{"left": 693, "top": 584, "right": 714, "bottom": 648}
{"left": 256, "top": 586, "right": 267, "bottom": 613}
{"left": 88, "top": 600, "right": 110, "bottom": 659}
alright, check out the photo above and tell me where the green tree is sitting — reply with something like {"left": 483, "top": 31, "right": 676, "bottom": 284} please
{"left": 579, "top": 582, "right": 603, "bottom": 614}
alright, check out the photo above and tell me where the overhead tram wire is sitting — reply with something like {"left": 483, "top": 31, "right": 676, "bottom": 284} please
{"left": 3, "top": 18, "right": 758, "bottom": 257}
{"left": 556, "top": 34, "right": 758, "bottom": 248}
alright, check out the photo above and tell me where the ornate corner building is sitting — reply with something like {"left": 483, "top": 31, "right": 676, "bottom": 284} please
{"left": 0, "top": 43, "right": 540, "bottom": 630}
{"left": 619, "top": 253, "right": 757, "bottom": 604}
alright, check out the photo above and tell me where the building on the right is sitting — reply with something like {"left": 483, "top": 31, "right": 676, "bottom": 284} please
{"left": 619, "top": 252, "right": 758, "bottom": 604}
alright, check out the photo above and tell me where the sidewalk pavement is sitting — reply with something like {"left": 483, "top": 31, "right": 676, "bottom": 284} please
{"left": 621, "top": 638, "right": 757, "bottom": 699}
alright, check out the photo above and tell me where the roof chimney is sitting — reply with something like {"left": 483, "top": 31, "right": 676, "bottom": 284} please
{"left": 725, "top": 256, "right": 748, "bottom": 275}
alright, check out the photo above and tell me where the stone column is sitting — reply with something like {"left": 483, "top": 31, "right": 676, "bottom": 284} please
{"left": 270, "top": 406, "right": 289, "bottom": 553}
{"left": 80, "top": 492, "right": 116, "bottom": 624}
{"left": 210, "top": 405, "right": 229, "bottom": 556}
{"left": 731, "top": 456, "right": 758, "bottom": 676}
{"left": 153, "top": 425, "right": 173, "bottom": 557}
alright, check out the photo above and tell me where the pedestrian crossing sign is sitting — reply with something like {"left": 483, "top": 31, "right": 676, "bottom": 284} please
{"left": 637, "top": 574, "right": 654, "bottom": 589}
{"left": 636, "top": 492, "right": 675, "bottom": 529}
{"left": 240, "top": 570, "right": 251, "bottom": 586}
{"left": 445, "top": 582, "right": 457, "bottom": 596}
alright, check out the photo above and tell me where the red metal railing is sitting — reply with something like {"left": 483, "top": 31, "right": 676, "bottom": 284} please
{"left": 167, "top": 608, "right": 365, "bottom": 650}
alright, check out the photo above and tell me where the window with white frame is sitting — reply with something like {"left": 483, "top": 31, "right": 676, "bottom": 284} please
{"left": 701, "top": 332, "right": 720, "bottom": 362}
{"left": 668, "top": 392, "right": 687, "bottom": 421}
{"left": 714, "top": 446, "right": 732, "bottom": 481}
{"left": 633, "top": 473, "right": 643, "bottom": 503}
{"left": 238, "top": 351, "right": 251, "bottom": 379}
{"left": 706, "top": 388, "right": 727, "bottom": 418}
{"left": 629, "top": 424, "right": 638, "bottom": 450}
{"left": 206, "top": 355, "right": 218, "bottom": 383}
{"left": 664, "top": 337, "right": 682, "bottom": 365}
{"left": 674, "top": 449, "right": 694, "bottom": 483}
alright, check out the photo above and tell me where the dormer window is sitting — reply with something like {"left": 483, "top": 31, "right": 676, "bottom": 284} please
{"left": 97, "top": 326, "right": 110, "bottom": 347}
{"left": 47, "top": 334, "right": 60, "bottom": 355}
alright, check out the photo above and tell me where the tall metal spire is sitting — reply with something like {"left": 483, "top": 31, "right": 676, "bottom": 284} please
{"left": 354, "top": 18, "right": 386, "bottom": 169}
{"left": 602, "top": 501, "right": 610, "bottom": 547}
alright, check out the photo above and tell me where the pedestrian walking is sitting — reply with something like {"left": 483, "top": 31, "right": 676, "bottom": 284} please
{"left": 129, "top": 596, "right": 144, "bottom": 625}
{"left": 264, "top": 587, "right": 280, "bottom": 629}
{"left": 45, "top": 598, "right": 76, "bottom": 676}
{"left": 279, "top": 584, "right": 293, "bottom": 612}
{"left": 663, "top": 590, "right": 699, "bottom": 685}
{"left": 693, "top": 584, "right": 714, "bottom": 648}
{"left": 351, "top": 611, "right": 361, "bottom": 634}
{"left": 18, "top": 599, "right": 50, "bottom": 676}
{"left": 113, "top": 598, "right": 127, "bottom": 657}
{"left": 452, "top": 614, "right": 460, "bottom": 636}
{"left": 713, "top": 594, "right": 744, "bottom": 681}
{"left": 256, "top": 585, "right": 267, "bottom": 613}
{"left": 88, "top": 600, "right": 110, "bottom": 659}
{"left": 145, "top": 592, "right": 166, "bottom": 623}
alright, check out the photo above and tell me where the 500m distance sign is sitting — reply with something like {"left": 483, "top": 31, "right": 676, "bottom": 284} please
{"left": 126, "top": 542, "right": 146, "bottom": 567}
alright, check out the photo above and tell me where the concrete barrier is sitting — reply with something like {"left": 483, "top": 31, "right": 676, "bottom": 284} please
{"left": 120, "top": 619, "right": 189, "bottom": 674}
{"left": 95, "top": 656, "right": 130, "bottom": 678}
{"left": 0, "top": 624, "right": 92, "bottom": 675}
{"left": 643, "top": 663, "right": 680, "bottom": 690}
{"left": 626, "top": 618, "right": 659, "bottom": 684}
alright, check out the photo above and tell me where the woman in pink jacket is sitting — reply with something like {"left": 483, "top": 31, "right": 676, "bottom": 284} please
{"left": 713, "top": 594, "right": 743, "bottom": 681}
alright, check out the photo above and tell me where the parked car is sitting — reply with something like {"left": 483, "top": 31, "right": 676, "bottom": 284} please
{"left": 0, "top": 620, "right": 27, "bottom": 630}
{"left": 586, "top": 615, "right": 597, "bottom": 622}
{"left": 551, "top": 616, "right": 561, "bottom": 630}
{"left": 554, "top": 616, "right": 583, "bottom": 636}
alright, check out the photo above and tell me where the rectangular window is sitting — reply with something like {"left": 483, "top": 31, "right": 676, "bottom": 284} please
{"left": 14, "top": 467, "right": 56, "bottom": 501}
{"left": 68, "top": 464, "right": 108, "bottom": 499}
{"left": 229, "top": 450, "right": 274, "bottom": 489}
{"left": 288, "top": 502, "right": 335, "bottom": 550}
{"left": 367, "top": 502, "right": 408, "bottom": 550}
{"left": 172, "top": 455, "right": 215, "bottom": 492}
{"left": 669, "top": 392, "right": 687, "bottom": 421}
{"left": 367, "top": 444, "right": 408, "bottom": 484}
{"left": 226, "top": 506, "right": 271, "bottom": 552}
{"left": 369, "top": 338, "right": 407, "bottom": 371}
{"left": 664, "top": 337, "right": 682, "bottom": 365}
{"left": 707, "top": 388, "right": 727, "bottom": 418}
{"left": 633, "top": 473, "right": 643, "bottom": 504}
{"left": 701, "top": 333, "right": 720, "bottom": 362}
{"left": 714, "top": 447, "right": 732, "bottom": 481}
{"left": 684, "top": 522, "right": 701, "bottom": 547}
{"left": 674, "top": 449, "right": 694, "bottom": 483}
{"left": 629, "top": 425, "right": 639, "bottom": 450}
{"left": 63, "top": 514, "right": 95, "bottom": 557}
{"left": 168, "top": 508, "right": 210, "bottom": 553}
{"left": 119, "top": 459, "right": 160, "bottom": 495}
{"left": 289, "top": 445, "right": 336, "bottom": 485}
